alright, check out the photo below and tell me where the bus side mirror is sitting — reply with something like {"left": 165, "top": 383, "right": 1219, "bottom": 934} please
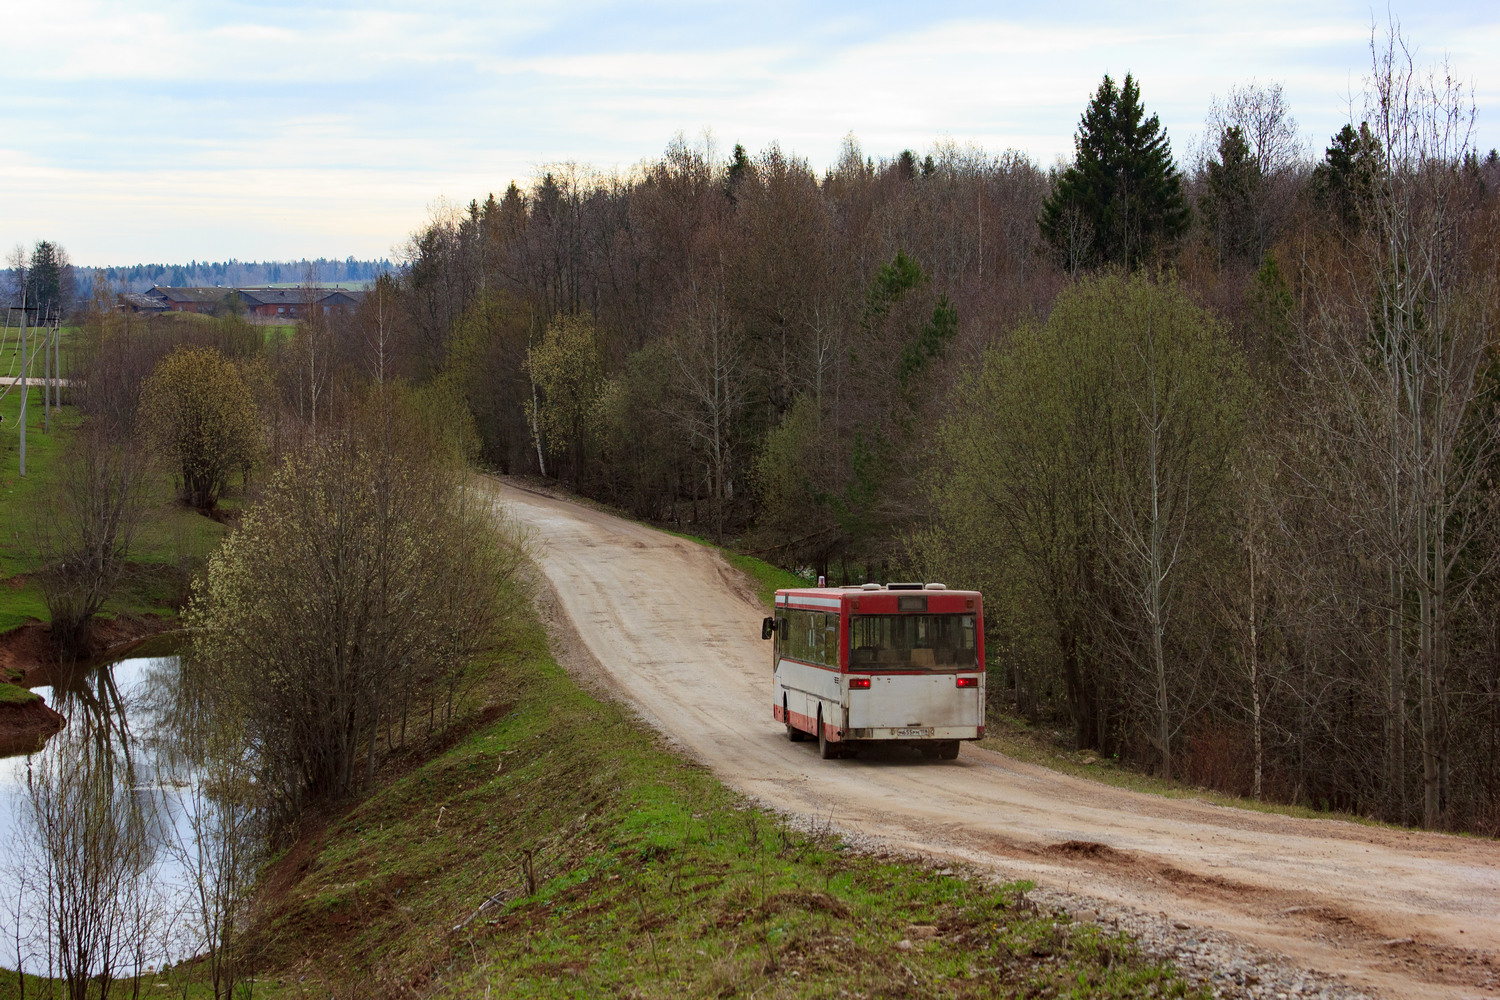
{"left": 761, "top": 617, "right": 776, "bottom": 640}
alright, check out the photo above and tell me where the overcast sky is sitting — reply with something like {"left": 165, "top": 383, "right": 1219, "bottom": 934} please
{"left": 3, "top": 1, "right": 1496, "bottom": 266}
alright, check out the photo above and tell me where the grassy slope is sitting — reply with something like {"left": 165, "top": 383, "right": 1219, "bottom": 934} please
{"left": 0, "top": 474, "right": 1198, "bottom": 997}
{"left": 239, "top": 611, "right": 1200, "bottom": 1000}
{"left": 0, "top": 680, "right": 39, "bottom": 704}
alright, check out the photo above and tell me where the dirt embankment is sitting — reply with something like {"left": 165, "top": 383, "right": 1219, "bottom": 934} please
{"left": 0, "top": 694, "right": 65, "bottom": 757}
{"left": 0, "top": 616, "right": 174, "bottom": 753}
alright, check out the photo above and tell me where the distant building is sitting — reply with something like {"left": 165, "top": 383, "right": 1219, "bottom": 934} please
{"left": 118, "top": 292, "right": 168, "bottom": 314}
{"left": 315, "top": 290, "right": 363, "bottom": 315}
{"left": 131, "top": 285, "right": 366, "bottom": 321}
{"left": 237, "top": 287, "right": 364, "bottom": 320}
{"left": 145, "top": 286, "right": 234, "bottom": 313}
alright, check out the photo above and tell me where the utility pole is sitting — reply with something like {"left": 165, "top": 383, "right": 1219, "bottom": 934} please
{"left": 18, "top": 293, "right": 27, "bottom": 477}
{"left": 43, "top": 311, "right": 50, "bottom": 434}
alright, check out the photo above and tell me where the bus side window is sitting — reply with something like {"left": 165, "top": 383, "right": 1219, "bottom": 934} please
{"left": 824, "top": 613, "right": 839, "bottom": 668}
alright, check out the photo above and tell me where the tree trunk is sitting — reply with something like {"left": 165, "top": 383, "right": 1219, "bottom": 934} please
{"left": 1388, "top": 565, "right": 1406, "bottom": 823}
{"left": 1248, "top": 536, "right": 1263, "bottom": 801}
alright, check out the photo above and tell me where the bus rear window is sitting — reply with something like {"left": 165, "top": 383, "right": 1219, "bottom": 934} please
{"left": 848, "top": 614, "right": 976, "bottom": 670}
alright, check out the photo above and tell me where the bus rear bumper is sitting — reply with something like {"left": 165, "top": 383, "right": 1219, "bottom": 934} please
{"left": 840, "top": 726, "right": 983, "bottom": 742}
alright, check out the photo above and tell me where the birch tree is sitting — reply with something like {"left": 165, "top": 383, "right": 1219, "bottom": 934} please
{"left": 924, "top": 274, "right": 1246, "bottom": 770}
{"left": 524, "top": 312, "right": 605, "bottom": 490}
{"left": 1089, "top": 280, "right": 1246, "bottom": 778}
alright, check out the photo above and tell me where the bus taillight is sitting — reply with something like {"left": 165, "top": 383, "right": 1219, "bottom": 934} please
{"left": 848, "top": 677, "right": 871, "bottom": 689}
{"left": 955, "top": 677, "right": 978, "bottom": 688}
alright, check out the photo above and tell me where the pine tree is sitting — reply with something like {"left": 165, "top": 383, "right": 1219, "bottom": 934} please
{"left": 1040, "top": 73, "right": 1187, "bottom": 270}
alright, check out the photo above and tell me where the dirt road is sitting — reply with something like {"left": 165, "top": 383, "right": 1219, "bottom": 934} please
{"left": 492, "top": 479, "right": 1499, "bottom": 999}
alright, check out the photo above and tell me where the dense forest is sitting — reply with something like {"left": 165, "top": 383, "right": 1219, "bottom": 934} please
{"left": 58, "top": 36, "right": 1500, "bottom": 835}
{"left": 88, "top": 257, "right": 392, "bottom": 291}
{"left": 313, "top": 42, "right": 1500, "bottom": 833}
{"left": 2, "top": 257, "right": 392, "bottom": 301}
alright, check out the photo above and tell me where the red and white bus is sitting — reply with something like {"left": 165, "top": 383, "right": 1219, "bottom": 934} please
{"left": 763, "top": 583, "right": 985, "bottom": 760}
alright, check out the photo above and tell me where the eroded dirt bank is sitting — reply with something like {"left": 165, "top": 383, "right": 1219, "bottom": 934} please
{"left": 488, "top": 477, "right": 1500, "bottom": 1000}
{"left": 0, "top": 697, "right": 65, "bottom": 757}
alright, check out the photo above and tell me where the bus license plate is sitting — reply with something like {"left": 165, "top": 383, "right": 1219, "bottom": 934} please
{"left": 896, "top": 727, "right": 934, "bottom": 738}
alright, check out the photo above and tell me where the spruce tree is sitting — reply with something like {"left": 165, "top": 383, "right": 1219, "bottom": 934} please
{"left": 1202, "top": 126, "right": 1262, "bottom": 265}
{"left": 1311, "top": 123, "right": 1380, "bottom": 230}
{"left": 725, "top": 143, "right": 752, "bottom": 203}
{"left": 897, "top": 149, "right": 917, "bottom": 180}
{"left": 28, "top": 240, "right": 72, "bottom": 319}
{"left": 1041, "top": 73, "right": 1187, "bottom": 270}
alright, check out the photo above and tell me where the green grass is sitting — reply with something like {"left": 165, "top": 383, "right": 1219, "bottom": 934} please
{"left": 0, "top": 393, "right": 228, "bottom": 631}
{"left": 0, "top": 681, "right": 38, "bottom": 704}
{"left": 0, "top": 380, "right": 78, "bottom": 630}
{"left": 0, "top": 324, "right": 83, "bottom": 372}
{"left": 724, "top": 550, "right": 809, "bottom": 608}
{"left": 0, "top": 319, "right": 230, "bottom": 629}
{"left": 227, "top": 609, "right": 1202, "bottom": 999}
{"left": 0, "top": 969, "right": 53, "bottom": 998}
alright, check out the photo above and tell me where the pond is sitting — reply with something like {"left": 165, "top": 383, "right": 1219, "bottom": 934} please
{"left": 0, "top": 641, "right": 225, "bottom": 974}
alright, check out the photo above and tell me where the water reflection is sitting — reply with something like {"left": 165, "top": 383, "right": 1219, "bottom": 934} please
{"left": 0, "top": 647, "right": 208, "bottom": 975}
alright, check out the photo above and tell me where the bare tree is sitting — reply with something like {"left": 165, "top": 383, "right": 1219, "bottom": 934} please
{"left": 1205, "top": 80, "right": 1302, "bottom": 177}
{"left": 21, "top": 718, "right": 163, "bottom": 1000}
{"left": 32, "top": 425, "right": 151, "bottom": 657}
{"left": 667, "top": 259, "right": 749, "bottom": 541}
{"left": 159, "top": 684, "right": 264, "bottom": 1000}
{"left": 1098, "top": 327, "right": 1192, "bottom": 777}
{"left": 1094, "top": 300, "right": 1241, "bottom": 779}
{"left": 1295, "top": 24, "right": 1499, "bottom": 826}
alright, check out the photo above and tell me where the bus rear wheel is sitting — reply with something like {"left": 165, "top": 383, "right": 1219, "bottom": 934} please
{"left": 817, "top": 709, "right": 840, "bottom": 760}
{"left": 936, "top": 740, "right": 960, "bottom": 760}
{"left": 785, "top": 697, "right": 806, "bottom": 742}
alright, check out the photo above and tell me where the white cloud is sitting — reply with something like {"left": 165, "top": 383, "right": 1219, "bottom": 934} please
{"left": 1, "top": 1, "right": 1495, "bottom": 262}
